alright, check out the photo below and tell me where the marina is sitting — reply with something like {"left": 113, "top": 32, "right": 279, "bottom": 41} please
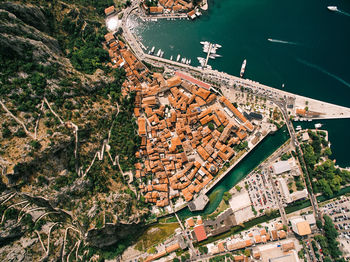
{"left": 197, "top": 41, "right": 222, "bottom": 69}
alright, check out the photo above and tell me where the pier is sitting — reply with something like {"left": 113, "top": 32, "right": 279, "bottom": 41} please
{"left": 203, "top": 42, "right": 212, "bottom": 68}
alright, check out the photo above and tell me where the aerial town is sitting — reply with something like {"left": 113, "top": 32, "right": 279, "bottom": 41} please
{"left": 1, "top": 0, "right": 350, "bottom": 261}
{"left": 103, "top": 28, "right": 277, "bottom": 213}
{"left": 102, "top": 4, "right": 350, "bottom": 261}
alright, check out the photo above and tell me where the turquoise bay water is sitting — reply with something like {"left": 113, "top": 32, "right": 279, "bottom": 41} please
{"left": 133, "top": 0, "right": 350, "bottom": 216}
{"left": 134, "top": 0, "right": 350, "bottom": 167}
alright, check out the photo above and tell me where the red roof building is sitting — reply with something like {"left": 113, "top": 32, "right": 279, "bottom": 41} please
{"left": 193, "top": 224, "right": 207, "bottom": 242}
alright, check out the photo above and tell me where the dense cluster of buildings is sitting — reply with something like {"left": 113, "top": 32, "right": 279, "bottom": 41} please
{"left": 104, "top": 25, "right": 255, "bottom": 210}
{"left": 135, "top": 74, "right": 255, "bottom": 208}
{"left": 141, "top": 0, "right": 193, "bottom": 14}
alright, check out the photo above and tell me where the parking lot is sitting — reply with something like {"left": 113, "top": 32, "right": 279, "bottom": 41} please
{"left": 246, "top": 171, "right": 279, "bottom": 212}
{"left": 321, "top": 196, "right": 350, "bottom": 240}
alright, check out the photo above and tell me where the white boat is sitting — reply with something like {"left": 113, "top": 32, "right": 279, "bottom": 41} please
{"left": 188, "top": 59, "right": 191, "bottom": 64}
{"left": 211, "top": 53, "right": 222, "bottom": 57}
{"left": 296, "top": 125, "right": 302, "bottom": 131}
{"left": 160, "top": 51, "right": 164, "bottom": 57}
{"left": 214, "top": 44, "right": 222, "bottom": 48}
{"left": 240, "top": 59, "right": 247, "bottom": 77}
{"left": 282, "top": 83, "right": 285, "bottom": 88}
{"left": 209, "top": 55, "right": 216, "bottom": 59}
{"left": 176, "top": 54, "right": 181, "bottom": 62}
{"left": 156, "top": 49, "right": 161, "bottom": 57}
{"left": 170, "top": 55, "right": 173, "bottom": 60}
{"left": 327, "top": 6, "right": 338, "bottom": 11}
{"left": 315, "top": 123, "right": 323, "bottom": 129}
{"left": 150, "top": 46, "right": 155, "bottom": 54}
{"left": 200, "top": 41, "right": 209, "bottom": 45}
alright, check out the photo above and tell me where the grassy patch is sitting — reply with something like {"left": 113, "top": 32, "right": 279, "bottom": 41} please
{"left": 207, "top": 199, "right": 230, "bottom": 220}
{"left": 134, "top": 222, "right": 179, "bottom": 251}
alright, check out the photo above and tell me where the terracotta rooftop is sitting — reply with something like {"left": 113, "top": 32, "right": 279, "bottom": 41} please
{"left": 193, "top": 224, "right": 207, "bottom": 242}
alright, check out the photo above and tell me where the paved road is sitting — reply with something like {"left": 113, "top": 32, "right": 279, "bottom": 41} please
{"left": 260, "top": 142, "right": 291, "bottom": 226}
{"left": 274, "top": 99, "right": 321, "bottom": 222}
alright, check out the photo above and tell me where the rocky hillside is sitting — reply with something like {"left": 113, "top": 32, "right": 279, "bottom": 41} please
{"left": 0, "top": 0, "right": 150, "bottom": 260}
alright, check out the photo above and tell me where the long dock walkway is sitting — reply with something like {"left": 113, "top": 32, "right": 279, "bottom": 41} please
{"left": 203, "top": 43, "right": 212, "bottom": 68}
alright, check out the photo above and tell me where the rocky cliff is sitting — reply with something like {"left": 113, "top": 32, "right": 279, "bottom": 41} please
{"left": 0, "top": 1, "right": 149, "bottom": 261}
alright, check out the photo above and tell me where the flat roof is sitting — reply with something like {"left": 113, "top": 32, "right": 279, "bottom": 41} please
{"left": 272, "top": 161, "right": 291, "bottom": 175}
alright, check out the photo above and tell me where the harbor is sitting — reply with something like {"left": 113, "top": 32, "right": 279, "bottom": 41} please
{"left": 117, "top": 0, "right": 350, "bottom": 214}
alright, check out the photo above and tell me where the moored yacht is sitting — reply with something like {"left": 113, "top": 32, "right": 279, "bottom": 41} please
{"left": 240, "top": 59, "right": 247, "bottom": 77}
{"left": 176, "top": 54, "right": 181, "bottom": 62}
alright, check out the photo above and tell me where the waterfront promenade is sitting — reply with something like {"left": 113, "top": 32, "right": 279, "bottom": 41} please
{"left": 121, "top": 6, "right": 350, "bottom": 120}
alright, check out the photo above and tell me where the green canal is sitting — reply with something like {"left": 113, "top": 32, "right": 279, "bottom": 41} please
{"left": 177, "top": 126, "right": 289, "bottom": 219}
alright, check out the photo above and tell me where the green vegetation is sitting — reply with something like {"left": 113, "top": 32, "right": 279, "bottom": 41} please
{"left": 315, "top": 215, "right": 345, "bottom": 262}
{"left": 145, "top": 0, "right": 159, "bottom": 7}
{"left": 208, "top": 122, "right": 215, "bottom": 131}
{"left": 134, "top": 223, "right": 179, "bottom": 251}
{"left": 209, "top": 254, "right": 233, "bottom": 262}
{"left": 235, "top": 141, "right": 248, "bottom": 151}
{"left": 301, "top": 130, "right": 350, "bottom": 198}
{"left": 223, "top": 191, "right": 232, "bottom": 204}
{"left": 281, "top": 152, "right": 291, "bottom": 161}
{"left": 198, "top": 245, "right": 208, "bottom": 255}
{"left": 108, "top": 93, "right": 141, "bottom": 172}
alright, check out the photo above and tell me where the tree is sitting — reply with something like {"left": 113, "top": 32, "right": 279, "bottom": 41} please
{"left": 147, "top": 247, "right": 157, "bottom": 254}
{"left": 223, "top": 192, "right": 232, "bottom": 204}
{"left": 281, "top": 153, "right": 291, "bottom": 161}
{"left": 324, "top": 147, "right": 332, "bottom": 157}
{"left": 208, "top": 122, "right": 215, "bottom": 131}
{"left": 2, "top": 125, "right": 11, "bottom": 138}
{"left": 316, "top": 219, "right": 323, "bottom": 230}
{"left": 235, "top": 185, "right": 242, "bottom": 192}
{"left": 199, "top": 246, "right": 208, "bottom": 254}
{"left": 244, "top": 249, "right": 251, "bottom": 257}
{"left": 323, "top": 215, "right": 343, "bottom": 259}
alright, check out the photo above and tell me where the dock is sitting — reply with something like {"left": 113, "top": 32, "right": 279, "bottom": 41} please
{"left": 203, "top": 42, "right": 212, "bottom": 68}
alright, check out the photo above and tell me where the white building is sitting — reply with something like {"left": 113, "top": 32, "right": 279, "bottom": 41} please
{"left": 272, "top": 161, "right": 291, "bottom": 175}
{"left": 278, "top": 179, "right": 308, "bottom": 204}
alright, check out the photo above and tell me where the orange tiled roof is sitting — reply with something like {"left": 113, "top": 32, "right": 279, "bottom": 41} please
{"left": 104, "top": 6, "right": 115, "bottom": 15}
{"left": 138, "top": 117, "right": 146, "bottom": 136}
{"left": 194, "top": 224, "right": 207, "bottom": 242}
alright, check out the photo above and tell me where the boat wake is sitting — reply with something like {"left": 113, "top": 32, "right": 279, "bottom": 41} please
{"left": 337, "top": 9, "right": 350, "bottom": 17}
{"left": 267, "top": 38, "right": 300, "bottom": 46}
{"left": 296, "top": 58, "right": 350, "bottom": 88}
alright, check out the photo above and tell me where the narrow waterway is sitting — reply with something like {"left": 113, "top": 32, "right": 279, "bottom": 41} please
{"left": 178, "top": 126, "right": 289, "bottom": 219}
